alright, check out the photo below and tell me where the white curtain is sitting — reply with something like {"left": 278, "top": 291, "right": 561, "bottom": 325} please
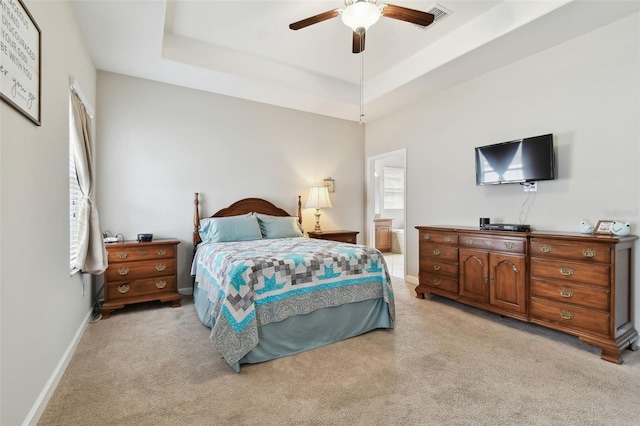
{"left": 71, "top": 91, "right": 107, "bottom": 273}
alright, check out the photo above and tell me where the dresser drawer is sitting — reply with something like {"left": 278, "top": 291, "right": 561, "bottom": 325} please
{"left": 530, "top": 278, "right": 609, "bottom": 311}
{"left": 419, "top": 257, "right": 458, "bottom": 278}
{"left": 530, "top": 258, "right": 610, "bottom": 287}
{"left": 419, "top": 272, "right": 459, "bottom": 294}
{"left": 419, "top": 230, "right": 458, "bottom": 245}
{"left": 105, "top": 259, "right": 177, "bottom": 281}
{"left": 530, "top": 239, "right": 610, "bottom": 264}
{"left": 105, "top": 276, "right": 177, "bottom": 301}
{"left": 420, "top": 242, "right": 458, "bottom": 262}
{"left": 107, "top": 244, "right": 176, "bottom": 263}
{"left": 459, "top": 234, "right": 525, "bottom": 254}
{"left": 530, "top": 298, "right": 609, "bottom": 336}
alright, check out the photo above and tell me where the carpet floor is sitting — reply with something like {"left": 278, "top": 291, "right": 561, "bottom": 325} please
{"left": 39, "top": 278, "right": 640, "bottom": 425}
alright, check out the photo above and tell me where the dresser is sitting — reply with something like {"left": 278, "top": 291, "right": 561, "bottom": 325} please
{"left": 416, "top": 226, "right": 638, "bottom": 363}
{"left": 308, "top": 230, "right": 359, "bottom": 244}
{"left": 101, "top": 239, "right": 181, "bottom": 319}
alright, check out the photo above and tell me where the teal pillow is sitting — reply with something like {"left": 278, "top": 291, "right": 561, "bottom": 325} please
{"left": 199, "top": 215, "right": 262, "bottom": 243}
{"left": 255, "top": 214, "right": 304, "bottom": 239}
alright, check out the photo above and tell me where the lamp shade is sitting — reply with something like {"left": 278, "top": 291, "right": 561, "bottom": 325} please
{"left": 341, "top": 1, "right": 381, "bottom": 33}
{"left": 306, "top": 186, "right": 333, "bottom": 209}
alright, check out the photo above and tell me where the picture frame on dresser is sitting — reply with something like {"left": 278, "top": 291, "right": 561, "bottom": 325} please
{"left": 594, "top": 220, "right": 614, "bottom": 234}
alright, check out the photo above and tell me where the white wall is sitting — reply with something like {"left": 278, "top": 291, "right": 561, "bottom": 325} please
{"left": 365, "top": 13, "right": 640, "bottom": 327}
{"left": 0, "top": 1, "right": 96, "bottom": 424}
{"left": 96, "top": 72, "right": 366, "bottom": 293}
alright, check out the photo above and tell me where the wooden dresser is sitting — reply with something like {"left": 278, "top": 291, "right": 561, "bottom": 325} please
{"left": 101, "top": 239, "right": 181, "bottom": 319}
{"left": 416, "top": 226, "right": 638, "bottom": 363}
{"left": 308, "top": 230, "right": 359, "bottom": 244}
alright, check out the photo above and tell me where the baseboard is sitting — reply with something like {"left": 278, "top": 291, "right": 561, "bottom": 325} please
{"left": 23, "top": 308, "right": 92, "bottom": 426}
{"left": 405, "top": 274, "right": 418, "bottom": 285}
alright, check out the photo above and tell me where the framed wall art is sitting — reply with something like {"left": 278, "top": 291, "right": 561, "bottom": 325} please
{"left": 0, "top": 0, "right": 41, "bottom": 126}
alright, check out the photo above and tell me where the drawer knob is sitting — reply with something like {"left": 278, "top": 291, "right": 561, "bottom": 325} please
{"left": 559, "top": 267, "right": 574, "bottom": 276}
{"left": 444, "top": 235, "right": 452, "bottom": 242}
{"left": 155, "top": 264, "right": 167, "bottom": 272}
{"left": 156, "top": 280, "right": 167, "bottom": 289}
{"left": 433, "top": 278, "right": 441, "bottom": 286}
{"left": 559, "top": 288, "right": 574, "bottom": 298}
{"left": 423, "top": 233, "right": 430, "bottom": 240}
{"left": 117, "top": 252, "right": 128, "bottom": 259}
{"left": 540, "top": 245, "right": 552, "bottom": 253}
{"left": 433, "top": 248, "right": 441, "bottom": 256}
{"left": 504, "top": 241, "right": 515, "bottom": 249}
{"left": 433, "top": 264, "right": 441, "bottom": 271}
{"left": 582, "top": 248, "right": 596, "bottom": 258}
{"left": 559, "top": 310, "right": 574, "bottom": 320}
{"left": 118, "top": 284, "right": 130, "bottom": 294}
{"left": 157, "top": 249, "right": 167, "bottom": 256}
{"left": 139, "top": 250, "right": 147, "bottom": 256}
{"left": 485, "top": 240, "right": 492, "bottom": 246}
{"left": 466, "top": 239, "right": 474, "bottom": 245}
{"left": 117, "top": 267, "right": 129, "bottom": 276}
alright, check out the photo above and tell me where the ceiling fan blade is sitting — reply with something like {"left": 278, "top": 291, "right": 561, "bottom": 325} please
{"left": 352, "top": 31, "right": 366, "bottom": 54}
{"left": 381, "top": 4, "right": 435, "bottom": 27}
{"left": 289, "top": 9, "right": 340, "bottom": 30}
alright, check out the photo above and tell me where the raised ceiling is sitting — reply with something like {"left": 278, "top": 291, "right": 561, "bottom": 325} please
{"left": 72, "top": 1, "right": 640, "bottom": 122}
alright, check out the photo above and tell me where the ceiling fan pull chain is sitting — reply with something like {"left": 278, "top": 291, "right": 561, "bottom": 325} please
{"left": 360, "top": 43, "right": 365, "bottom": 124}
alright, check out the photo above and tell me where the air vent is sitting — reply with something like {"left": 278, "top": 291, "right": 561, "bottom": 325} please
{"left": 417, "top": 3, "right": 451, "bottom": 29}
{"left": 429, "top": 4, "right": 450, "bottom": 22}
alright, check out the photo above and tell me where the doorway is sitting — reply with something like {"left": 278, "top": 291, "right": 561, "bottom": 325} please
{"left": 366, "top": 149, "right": 406, "bottom": 279}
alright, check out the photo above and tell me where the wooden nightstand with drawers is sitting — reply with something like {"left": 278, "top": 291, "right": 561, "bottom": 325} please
{"left": 101, "top": 239, "right": 181, "bottom": 319}
{"left": 308, "top": 230, "right": 359, "bottom": 244}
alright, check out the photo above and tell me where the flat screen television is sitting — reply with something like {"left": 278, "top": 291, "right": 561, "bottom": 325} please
{"left": 475, "top": 134, "right": 555, "bottom": 185}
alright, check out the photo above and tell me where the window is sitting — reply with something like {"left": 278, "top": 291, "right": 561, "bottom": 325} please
{"left": 69, "top": 98, "right": 82, "bottom": 273}
{"left": 383, "top": 167, "right": 404, "bottom": 210}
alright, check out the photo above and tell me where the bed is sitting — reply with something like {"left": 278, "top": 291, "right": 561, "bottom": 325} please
{"left": 191, "top": 193, "right": 395, "bottom": 372}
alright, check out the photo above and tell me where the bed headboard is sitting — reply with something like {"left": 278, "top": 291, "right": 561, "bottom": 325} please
{"left": 193, "top": 193, "right": 302, "bottom": 246}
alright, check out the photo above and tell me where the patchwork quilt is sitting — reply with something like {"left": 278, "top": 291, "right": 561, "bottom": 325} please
{"left": 191, "top": 237, "right": 395, "bottom": 367}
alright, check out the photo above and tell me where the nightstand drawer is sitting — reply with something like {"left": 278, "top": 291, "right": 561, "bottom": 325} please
{"left": 106, "top": 276, "right": 177, "bottom": 300}
{"left": 105, "top": 259, "right": 176, "bottom": 281}
{"left": 107, "top": 244, "right": 176, "bottom": 263}
{"left": 308, "top": 230, "right": 358, "bottom": 244}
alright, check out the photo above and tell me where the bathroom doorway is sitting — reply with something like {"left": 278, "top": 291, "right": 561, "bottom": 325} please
{"left": 366, "top": 149, "right": 406, "bottom": 279}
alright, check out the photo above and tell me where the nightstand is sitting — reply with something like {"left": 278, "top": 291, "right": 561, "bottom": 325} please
{"left": 101, "top": 238, "right": 181, "bottom": 319}
{"left": 308, "top": 230, "right": 359, "bottom": 244}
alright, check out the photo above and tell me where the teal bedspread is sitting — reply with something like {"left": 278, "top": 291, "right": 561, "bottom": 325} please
{"left": 191, "top": 237, "right": 395, "bottom": 370}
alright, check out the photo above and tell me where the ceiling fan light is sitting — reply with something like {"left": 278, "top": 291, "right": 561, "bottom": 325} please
{"left": 341, "top": 2, "right": 381, "bottom": 33}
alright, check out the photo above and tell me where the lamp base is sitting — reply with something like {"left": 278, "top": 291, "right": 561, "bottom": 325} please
{"left": 314, "top": 208, "right": 322, "bottom": 232}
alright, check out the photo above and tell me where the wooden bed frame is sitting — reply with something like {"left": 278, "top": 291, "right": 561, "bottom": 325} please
{"left": 193, "top": 193, "right": 302, "bottom": 246}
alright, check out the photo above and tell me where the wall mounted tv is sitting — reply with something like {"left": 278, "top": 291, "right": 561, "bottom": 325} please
{"left": 475, "top": 134, "right": 555, "bottom": 185}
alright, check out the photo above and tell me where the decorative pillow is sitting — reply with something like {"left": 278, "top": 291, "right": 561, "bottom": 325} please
{"left": 199, "top": 215, "right": 262, "bottom": 243}
{"left": 255, "top": 213, "right": 304, "bottom": 239}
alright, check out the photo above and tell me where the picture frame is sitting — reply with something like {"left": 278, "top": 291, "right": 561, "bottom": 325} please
{"left": 594, "top": 220, "right": 614, "bottom": 235}
{"left": 0, "top": 0, "right": 41, "bottom": 126}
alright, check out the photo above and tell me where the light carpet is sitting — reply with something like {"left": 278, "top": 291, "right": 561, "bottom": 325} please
{"left": 39, "top": 278, "right": 640, "bottom": 425}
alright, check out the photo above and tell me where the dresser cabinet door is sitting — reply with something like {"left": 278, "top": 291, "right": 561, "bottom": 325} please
{"left": 490, "top": 253, "right": 526, "bottom": 314}
{"left": 459, "top": 249, "right": 489, "bottom": 303}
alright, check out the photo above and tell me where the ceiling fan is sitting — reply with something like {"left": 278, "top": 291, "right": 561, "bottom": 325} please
{"left": 289, "top": 0, "right": 435, "bottom": 53}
